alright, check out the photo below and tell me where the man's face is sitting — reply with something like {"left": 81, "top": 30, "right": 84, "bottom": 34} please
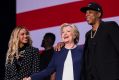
{"left": 85, "top": 10, "right": 100, "bottom": 25}
{"left": 42, "top": 36, "right": 53, "bottom": 48}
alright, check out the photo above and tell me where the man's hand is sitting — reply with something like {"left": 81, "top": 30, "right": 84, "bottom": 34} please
{"left": 54, "top": 42, "right": 64, "bottom": 51}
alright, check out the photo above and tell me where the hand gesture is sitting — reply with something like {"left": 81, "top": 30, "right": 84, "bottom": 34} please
{"left": 54, "top": 42, "right": 64, "bottom": 51}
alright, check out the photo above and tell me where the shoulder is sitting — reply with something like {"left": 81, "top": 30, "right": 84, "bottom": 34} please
{"left": 98, "top": 21, "right": 119, "bottom": 34}
{"left": 29, "top": 46, "right": 39, "bottom": 51}
{"left": 75, "top": 45, "right": 84, "bottom": 53}
{"left": 103, "top": 21, "right": 118, "bottom": 25}
{"left": 102, "top": 21, "right": 119, "bottom": 29}
{"left": 53, "top": 47, "right": 68, "bottom": 56}
{"left": 54, "top": 47, "right": 66, "bottom": 54}
{"left": 27, "top": 46, "right": 40, "bottom": 54}
{"left": 85, "top": 30, "right": 91, "bottom": 38}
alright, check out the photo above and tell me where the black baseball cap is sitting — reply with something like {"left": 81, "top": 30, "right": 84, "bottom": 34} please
{"left": 80, "top": 2, "right": 103, "bottom": 13}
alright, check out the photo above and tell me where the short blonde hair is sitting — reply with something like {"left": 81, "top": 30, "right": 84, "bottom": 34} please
{"left": 60, "top": 23, "right": 80, "bottom": 44}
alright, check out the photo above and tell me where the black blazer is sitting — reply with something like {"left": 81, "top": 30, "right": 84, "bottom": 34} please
{"left": 83, "top": 21, "right": 119, "bottom": 80}
{"left": 5, "top": 45, "right": 40, "bottom": 80}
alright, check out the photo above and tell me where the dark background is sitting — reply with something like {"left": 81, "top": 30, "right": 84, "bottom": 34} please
{"left": 0, "top": 0, "right": 16, "bottom": 79}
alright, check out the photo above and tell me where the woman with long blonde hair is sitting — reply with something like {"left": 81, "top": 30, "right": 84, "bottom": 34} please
{"left": 5, "top": 26, "right": 40, "bottom": 80}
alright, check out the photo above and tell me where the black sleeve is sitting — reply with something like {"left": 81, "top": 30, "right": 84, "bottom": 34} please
{"left": 5, "top": 60, "right": 17, "bottom": 80}
{"left": 108, "top": 21, "right": 119, "bottom": 53}
{"left": 80, "top": 32, "right": 90, "bottom": 80}
{"left": 31, "top": 53, "right": 56, "bottom": 80}
{"left": 32, "top": 48, "right": 41, "bottom": 73}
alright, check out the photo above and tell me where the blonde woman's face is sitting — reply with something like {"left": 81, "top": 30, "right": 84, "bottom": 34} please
{"left": 18, "top": 29, "right": 29, "bottom": 44}
{"left": 61, "top": 26, "right": 74, "bottom": 44}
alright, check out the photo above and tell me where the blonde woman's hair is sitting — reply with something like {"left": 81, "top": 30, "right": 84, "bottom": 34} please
{"left": 6, "top": 26, "right": 32, "bottom": 64}
{"left": 60, "top": 23, "right": 80, "bottom": 44}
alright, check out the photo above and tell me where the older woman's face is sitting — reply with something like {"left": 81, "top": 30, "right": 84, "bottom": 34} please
{"left": 61, "top": 26, "right": 74, "bottom": 44}
{"left": 18, "top": 29, "right": 29, "bottom": 44}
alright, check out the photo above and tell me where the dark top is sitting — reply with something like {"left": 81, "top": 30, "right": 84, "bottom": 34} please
{"left": 31, "top": 45, "right": 84, "bottom": 80}
{"left": 5, "top": 45, "right": 40, "bottom": 80}
{"left": 40, "top": 48, "right": 54, "bottom": 80}
{"left": 83, "top": 21, "right": 119, "bottom": 80}
{"left": 40, "top": 48, "right": 54, "bottom": 70}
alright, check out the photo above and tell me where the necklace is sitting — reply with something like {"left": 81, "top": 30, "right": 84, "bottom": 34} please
{"left": 91, "top": 26, "right": 99, "bottom": 38}
{"left": 91, "top": 30, "right": 97, "bottom": 38}
{"left": 90, "top": 21, "right": 99, "bottom": 38}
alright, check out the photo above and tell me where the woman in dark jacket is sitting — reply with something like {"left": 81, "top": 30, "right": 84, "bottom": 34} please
{"left": 24, "top": 23, "right": 84, "bottom": 80}
{"left": 5, "top": 26, "right": 40, "bottom": 80}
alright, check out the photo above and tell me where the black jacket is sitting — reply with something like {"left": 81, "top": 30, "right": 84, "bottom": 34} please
{"left": 83, "top": 21, "right": 119, "bottom": 80}
{"left": 5, "top": 45, "right": 40, "bottom": 80}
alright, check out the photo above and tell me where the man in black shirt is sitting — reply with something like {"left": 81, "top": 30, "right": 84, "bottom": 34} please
{"left": 80, "top": 2, "right": 119, "bottom": 80}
